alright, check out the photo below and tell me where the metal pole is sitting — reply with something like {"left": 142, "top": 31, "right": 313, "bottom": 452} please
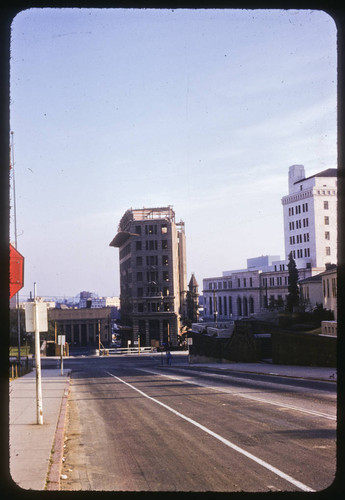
{"left": 34, "top": 283, "right": 43, "bottom": 424}
{"left": 11, "top": 132, "right": 21, "bottom": 365}
{"left": 60, "top": 340, "right": 63, "bottom": 375}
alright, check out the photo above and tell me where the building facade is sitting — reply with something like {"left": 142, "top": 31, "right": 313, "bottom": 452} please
{"left": 321, "top": 267, "right": 337, "bottom": 321}
{"left": 110, "top": 206, "right": 187, "bottom": 346}
{"left": 202, "top": 165, "right": 337, "bottom": 324}
{"left": 281, "top": 165, "right": 337, "bottom": 269}
{"left": 202, "top": 256, "right": 312, "bottom": 323}
{"left": 48, "top": 307, "right": 111, "bottom": 347}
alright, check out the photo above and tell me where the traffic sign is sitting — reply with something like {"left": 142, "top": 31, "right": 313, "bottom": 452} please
{"left": 9, "top": 244, "right": 24, "bottom": 298}
{"left": 25, "top": 302, "right": 48, "bottom": 332}
{"left": 58, "top": 335, "right": 66, "bottom": 345}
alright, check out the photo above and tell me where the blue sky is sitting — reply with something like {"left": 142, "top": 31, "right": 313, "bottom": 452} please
{"left": 10, "top": 8, "right": 337, "bottom": 299}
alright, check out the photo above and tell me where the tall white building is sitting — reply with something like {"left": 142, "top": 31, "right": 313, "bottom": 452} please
{"left": 281, "top": 165, "right": 337, "bottom": 270}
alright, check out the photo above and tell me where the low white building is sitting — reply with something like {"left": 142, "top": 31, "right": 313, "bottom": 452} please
{"left": 79, "top": 296, "right": 120, "bottom": 309}
{"left": 298, "top": 274, "right": 323, "bottom": 312}
{"left": 203, "top": 256, "right": 313, "bottom": 323}
{"left": 321, "top": 267, "right": 337, "bottom": 320}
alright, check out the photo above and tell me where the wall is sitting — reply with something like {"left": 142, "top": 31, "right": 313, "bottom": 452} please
{"left": 271, "top": 330, "right": 336, "bottom": 367}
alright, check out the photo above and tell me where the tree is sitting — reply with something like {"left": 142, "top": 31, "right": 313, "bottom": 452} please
{"left": 286, "top": 252, "right": 299, "bottom": 312}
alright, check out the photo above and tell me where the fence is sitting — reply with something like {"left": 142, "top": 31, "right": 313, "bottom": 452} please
{"left": 98, "top": 347, "right": 153, "bottom": 356}
{"left": 9, "top": 357, "right": 34, "bottom": 379}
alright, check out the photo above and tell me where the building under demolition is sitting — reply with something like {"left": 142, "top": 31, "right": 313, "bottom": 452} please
{"left": 110, "top": 206, "right": 187, "bottom": 346}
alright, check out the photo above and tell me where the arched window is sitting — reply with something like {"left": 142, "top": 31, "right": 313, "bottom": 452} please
{"left": 243, "top": 297, "right": 248, "bottom": 316}
{"left": 237, "top": 297, "right": 242, "bottom": 316}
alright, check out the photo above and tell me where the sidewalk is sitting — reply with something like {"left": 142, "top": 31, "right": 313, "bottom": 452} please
{"left": 9, "top": 367, "right": 70, "bottom": 491}
{"left": 185, "top": 361, "right": 337, "bottom": 382}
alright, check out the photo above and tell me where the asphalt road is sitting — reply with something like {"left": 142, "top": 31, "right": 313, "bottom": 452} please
{"left": 54, "top": 354, "right": 336, "bottom": 492}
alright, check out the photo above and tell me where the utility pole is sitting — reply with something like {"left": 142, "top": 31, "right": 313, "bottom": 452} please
{"left": 11, "top": 131, "right": 21, "bottom": 364}
{"left": 34, "top": 283, "right": 43, "bottom": 425}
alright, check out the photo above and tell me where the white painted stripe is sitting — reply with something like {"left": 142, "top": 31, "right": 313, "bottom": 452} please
{"left": 105, "top": 370, "right": 315, "bottom": 492}
{"left": 140, "top": 368, "right": 336, "bottom": 421}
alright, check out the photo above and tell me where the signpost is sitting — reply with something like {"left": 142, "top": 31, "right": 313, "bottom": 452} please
{"left": 58, "top": 335, "right": 66, "bottom": 375}
{"left": 187, "top": 337, "right": 193, "bottom": 364}
{"left": 24, "top": 283, "right": 47, "bottom": 425}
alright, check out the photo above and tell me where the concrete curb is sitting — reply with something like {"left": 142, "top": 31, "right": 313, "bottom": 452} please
{"left": 45, "top": 375, "right": 71, "bottom": 490}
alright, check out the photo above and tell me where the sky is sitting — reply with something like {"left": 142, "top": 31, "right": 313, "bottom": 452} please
{"left": 9, "top": 8, "right": 337, "bottom": 300}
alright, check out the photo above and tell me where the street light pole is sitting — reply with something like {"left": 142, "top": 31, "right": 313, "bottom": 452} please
{"left": 34, "top": 283, "right": 43, "bottom": 425}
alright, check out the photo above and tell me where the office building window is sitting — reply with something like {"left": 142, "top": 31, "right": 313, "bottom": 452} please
{"left": 325, "top": 231, "right": 330, "bottom": 240}
{"left": 145, "top": 224, "right": 157, "bottom": 235}
{"left": 324, "top": 216, "right": 329, "bottom": 225}
{"left": 137, "top": 272, "right": 143, "bottom": 281}
{"left": 332, "top": 278, "right": 337, "bottom": 297}
{"left": 223, "top": 296, "right": 227, "bottom": 316}
{"left": 324, "top": 201, "right": 329, "bottom": 209}
{"left": 135, "top": 225, "right": 141, "bottom": 235}
{"left": 136, "top": 256, "right": 142, "bottom": 266}
{"left": 162, "top": 240, "right": 168, "bottom": 250}
{"left": 302, "top": 203, "right": 308, "bottom": 212}
{"left": 250, "top": 277, "right": 253, "bottom": 287}
{"left": 228, "top": 296, "right": 232, "bottom": 314}
{"left": 326, "top": 246, "right": 331, "bottom": 256}
{"left": 237, "top": 278, "right": 241, "bottom": 287}
{"left": 136, "top": 241, "right": 142, "bottom": 251}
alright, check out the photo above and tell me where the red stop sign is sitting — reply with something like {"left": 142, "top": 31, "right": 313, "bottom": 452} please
{"left": 10, "top": 244, "right": 24, "bottom": 298}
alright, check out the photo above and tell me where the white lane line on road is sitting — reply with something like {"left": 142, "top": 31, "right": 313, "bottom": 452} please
{"left": 139, "top": 368, "right": 336, "bottom": 421}
{"left": 105, "top": 370, "right": 315, "bottom": 493}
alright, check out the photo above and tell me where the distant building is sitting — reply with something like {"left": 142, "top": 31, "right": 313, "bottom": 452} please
{"left": 78, "top": 295, "right": 120, "bottom": 309}
{"left": 298, "top": 274, "right": 323, "bottom": 312}
{"left": 110, "top": 206, "right": 187, "bottom": 346}
{"left": 49, "top": 307, "right": 111, "bottom": 347}
{"left": 321, "top": 266, "right": 337, "bottom": 321}
{"left": 19, "top": 298, "right": 56, "bottom": 310}
{"left": 299, "top": 265, "right": 337, "bottom": 320}
{"left": 203, "top": 256, "right": 312, "bottom": 323}
{"left": 186, "top": 273, "right": 199, "bottom": 323}
{"left": 202, "top": 164, "right": 337, "bottom": 324}
{"left": 281, "top": 165, "right": 337, "bottom": 269}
